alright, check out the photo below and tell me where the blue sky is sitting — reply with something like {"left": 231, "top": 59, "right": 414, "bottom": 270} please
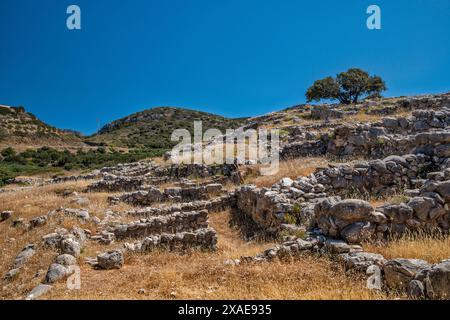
{"left": 1, "top": 0, "right": 449, "bottom": 135}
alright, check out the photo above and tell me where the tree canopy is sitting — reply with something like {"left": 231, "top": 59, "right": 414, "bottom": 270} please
{"left": 306, "top": 68, "right": 387, "bottom": 104}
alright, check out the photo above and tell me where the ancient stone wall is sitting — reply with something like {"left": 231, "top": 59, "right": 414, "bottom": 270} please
{"left": 111, "top": 210, "right": 210, "bottom": 239}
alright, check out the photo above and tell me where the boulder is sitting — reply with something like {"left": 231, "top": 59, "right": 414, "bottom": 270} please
{"left": 54, "top": 254, "right": 77, "bottom": 267}
{"left": 13, "top": 244, "right": 36, "bottom": 269}
{"left": 339, "top": 252, "right": 386, "bottom": 272}
{"left": 340, "top": 222, "right": 375, "bottom": 244}
{"left": 25, "top": 284, "right": 53, "bottom": 300}
{"left": 407, "top": 197, "right": 435, "bottom": 221}
{"left": 60, "top": 238, "right": 81, "bottom": 257}
{"left": 407, "top": 280, "right": 425, "bottom": 299}
{"left": 279, "top": 178, "right": 294, "bottom": 188}
{"left": 29, "top": 215, "right": 48, "bottom": 229}
{"left": 45, "top": 263, "right": 69, "bottom": 284}
{"left": 1, "top": 211, "right": 12, "bottom": 222}
{"left": 422, "top": 259, "right": 450, "bottom": 299}
{"left": 97, "top": 250, "right": 124, "bottom": 269}
{"left": 383, "top": 259, "right": 430, "bottom": 291}
{"left": 330, "top": 199, "right": 374, "bottom": 223}
{"left": 435, "top": 181, "right": 450, "bottom": 202}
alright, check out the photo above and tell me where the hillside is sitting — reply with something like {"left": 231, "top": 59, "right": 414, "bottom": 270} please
{"left": 1, "top": 92, "right": 450, "bottom": 301}
{"left": 0, "top": 105, "right": 87, "bottom": 151}
{"left": 86, "top": 107, "right": 248, "bottom": 149}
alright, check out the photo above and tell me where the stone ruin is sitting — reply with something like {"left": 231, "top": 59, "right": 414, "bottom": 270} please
{"left": 108, "top": 183, "right": 224, "bottom": 206}
{"left": 3, "top": 93, "right": 450, "bottom": 300}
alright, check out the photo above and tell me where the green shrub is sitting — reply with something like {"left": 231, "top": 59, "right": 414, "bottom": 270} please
{"left": 283, "top": 213, "right": 298, "bottom": 225}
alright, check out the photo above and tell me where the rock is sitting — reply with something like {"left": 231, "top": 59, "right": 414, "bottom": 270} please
{"left": 97, "top": 250, "right": 124, "bottom": 269}
{"left": 339, "top": 252, "right": 386, "bottom": 272}
{"left": 421, "top": 259, "right": 450, "bottom": 299}
{"left": 54, "top": 254, "right": 77, "bottom": 267}
{"left": 76, "top": 210, "right": 90, "bottom": 220}
{"left": 382, "top": 117, "right": 399, "bottom": 128}
{"left": 25, "top": 284, "right": 53, "bottom": 300}
{"left": 407, "top": 197, "right": 435, "bottom": 221}
{"left": 407, "top": 280, "right": 425, "bottom": 299}
{"left": 12, "top": 218, "right": 25, "bottom": 228}
{"left": 224, "top": 259, "right": 241, "bottom": 266}
{"left": 29, "top": 215, "right": 48, "bottom": 229}
{"left": 13, "top": 244, "right": 36, "bottom": 269}
{"left": 383, "top": 259, "right": 430, "bottom": 291}
{"left": 4, "top": 268, "right": 20, "bottom": 280}
{"left": 60, "top": 238, "right": 81, "bottom": 257}
{"left": 1, "top": 211, "right": 12, "bottom": 222}
{"left": 279, "top": 178, "right": 294, "bottom": 188}
{"left": 324, "top": 239, "right": 355, "bottom": 254}
{"left": 71, "top": 196, "right": 90, "bottom": 206}
{"left": 45, "top": 263, "right": 69, "bottom": 284}
{"left": 435, "top": 181, "right": 450, "bottom": 202}
{"left": 340, "top": 222, "right": 375, "bottom": 244}
{"left": 42, "top": 233, "right": 63, "bottom": 248}
{"left": 434, "top": 144, "right": 450, "bottom": 157}
{"left": 330, "top": 199, "right": 374, "bottom": 223}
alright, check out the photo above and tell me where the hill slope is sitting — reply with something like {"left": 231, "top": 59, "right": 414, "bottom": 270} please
{"left": 0, "top": 105, "right": 87, "bottom": 151}
{"left": 87, "top": 107, "right": 248, "bottom": 149}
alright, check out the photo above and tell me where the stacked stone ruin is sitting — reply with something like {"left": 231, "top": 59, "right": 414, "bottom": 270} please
{"left": 241, "top": 233, "right": 450, "bottom": 299}
{"left": 83, "top": 162, "right": 240, "bottom": 252}
{"left": 230, "top": 94, "right": 450, "bottom": 298}
{"left": 282, "top": 97, "right": 450, "bottom": 159}
{"left": 108, "top": 183, "right": 224, "bottom": 206}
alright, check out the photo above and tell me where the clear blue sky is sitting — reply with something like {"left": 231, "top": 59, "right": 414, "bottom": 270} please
{"left": 1, "top": 0, "right": 449, "bottom": 135}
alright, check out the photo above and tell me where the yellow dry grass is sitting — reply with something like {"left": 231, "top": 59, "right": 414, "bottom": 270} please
{"left": 364, "top": 232, "right": 450, "bottom": 264}
{"left": 246, "top": 157, "right": 329, "bottom": 188}
{"left": 42, "top": 212, "right": 385, "bottom": 300}
{"left": 1, "top": 181, "right": 387, "bottom": 300}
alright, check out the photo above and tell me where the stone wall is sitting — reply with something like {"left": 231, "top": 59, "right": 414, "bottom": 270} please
{"left": 108, "top": 183, "right": 223, "bottom": 206}
{"left": 242, "top": 234, "right": 450, "bottom": 299}
{"left": 111, "top": 210, "right": 210, "bottom": 239}
{"left": 123, "top": 228, "right": 218, "bottom": 252}
{"left": 124, "top": 195, "right": 235, "bottom": 218}
{"left": 314, "top": 179, "right": 450, "bottom": 244}
{"left": 233, "top": 153, "right": 441, "bottom": 238}
{"left": 282, "top": 108, "right": 450, "bottom": 159}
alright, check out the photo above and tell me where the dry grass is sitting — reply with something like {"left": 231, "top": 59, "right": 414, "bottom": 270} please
{"left": 43, "top": 212, "right": 385, "bottom": 300}
{"left": 0, "top": 180, "right": 135, "bottom": 299}
{"left": 1, "top": 181, "right": 387, "bottom": 300}
{"left": 246, "top": 157, "right": 328, "bottom": 188}
{"left": 364, "top": 232, "right": 450, "bottom": 264}
{"left": 367, "top": 193, "right": 410, "bottom": 207}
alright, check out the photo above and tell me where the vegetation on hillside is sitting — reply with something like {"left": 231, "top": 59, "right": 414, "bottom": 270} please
{"left": 0, "top": 147, "right": 166, "bottom": 186}
{"left": 0, "top": 105, "right": 85, "bottom": 147}
{"left": 87, "top": 107, "right": 248, "bottom": 149}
